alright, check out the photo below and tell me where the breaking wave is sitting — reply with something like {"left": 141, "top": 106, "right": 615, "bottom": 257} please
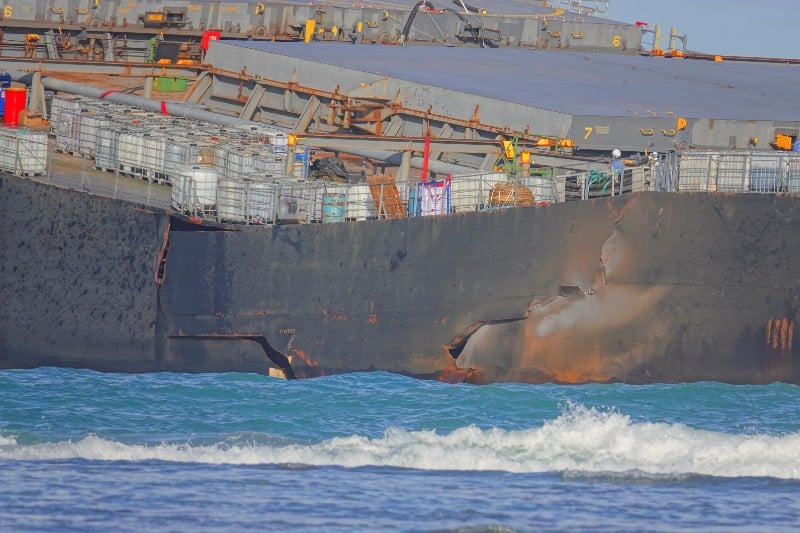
{"left": 2, "top": 405, "right": 799, "bottom": 479}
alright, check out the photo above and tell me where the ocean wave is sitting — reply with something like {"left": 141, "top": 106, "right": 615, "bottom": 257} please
{"left": 1, "top": 405, "right": 798, "bottom": 479}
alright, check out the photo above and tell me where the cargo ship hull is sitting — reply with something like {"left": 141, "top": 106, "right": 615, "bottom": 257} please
{"left": 2, "top": 174, "right": 799, "bottom": 384}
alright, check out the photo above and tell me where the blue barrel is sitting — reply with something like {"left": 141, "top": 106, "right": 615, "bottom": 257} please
{"left": 407, "top": 188, "right": 417, "bottom": 217}
{"left": 0, "top": 74, "right": 12, "bottom": 117}
{"left": 322, "top": 193, "right": 346, "bottom": 223}
{"left": 293, "top": 149, "right": 309, "bottom": 179}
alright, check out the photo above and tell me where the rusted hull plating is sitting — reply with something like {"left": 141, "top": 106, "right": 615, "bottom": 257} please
{"left": 2, "top": 175, "right": 799, "bottom": 384}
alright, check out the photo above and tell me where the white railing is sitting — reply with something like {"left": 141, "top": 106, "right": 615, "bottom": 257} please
{"left": 47, "top": 94, "right": 800, "bottom": 228}
{"left": 170, "top": 170, "right": 577, "bottom": 225}
{"left": 675, "top": 151, "right": 800, "bottom": 193}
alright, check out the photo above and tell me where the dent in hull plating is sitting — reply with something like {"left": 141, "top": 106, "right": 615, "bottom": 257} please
{"left": 2, "top": 175, "right": 799, "bottom": 383}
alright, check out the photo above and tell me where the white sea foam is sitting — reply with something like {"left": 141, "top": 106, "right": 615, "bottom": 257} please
{"left": 2, "top": 406, "right": 799, "bottom": 479}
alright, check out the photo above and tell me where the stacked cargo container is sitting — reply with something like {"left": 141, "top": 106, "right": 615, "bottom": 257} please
{"left": 45, "top": 93, "right": 581, "bottom": 225}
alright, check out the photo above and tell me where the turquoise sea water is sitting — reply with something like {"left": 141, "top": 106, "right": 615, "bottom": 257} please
{"left": 2, "top": 368, "right": 799, "bottom": 530}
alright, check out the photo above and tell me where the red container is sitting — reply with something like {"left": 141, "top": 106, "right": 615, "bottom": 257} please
{"left": 4, "top": 86, "right": 27, "bottom": 127}
{"left": 201, "top": 31, "right": 221, "bottom": 51}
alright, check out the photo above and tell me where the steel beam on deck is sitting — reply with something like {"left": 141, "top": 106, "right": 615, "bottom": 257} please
{"left": 298, "top": 134, "right": 505, "bottom": 154}
{"left": 0, "top": 59, "right": 201, "bottom": 79}
{"left": 239, "top": 84, "right": 268, "bottom": 121}
{"left": 299, "top": 133, "right": 608, "bottom": 172}
{"left": 294, "top": 95, "right": 320, "bottom": 133}
{"left": 207, "top": 66, "right": 561, "bottom": 144}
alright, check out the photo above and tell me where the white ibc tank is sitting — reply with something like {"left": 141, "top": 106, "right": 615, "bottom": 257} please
{"left": 15, "top": 130, "right": 48, "bottom": 176}
{"left": 218, "top": 178, "right": 278, "bottom": 223}
{"left": 171, "top": 166, "right": 219, "bottom": 211}
{"left": 520, "top": 176, "right": 553, "bottom": 203}
{"left": 117, "top": 130, "right": 144, "bottom": 171}
{"left": 216, "top": 178, "right": 243, "bottom": 221}
{"left": 94, "top": 127, "right": 122, "bottom": 171}
{"left": 246, "top": 180, "right": 279, "bottom": 223}
{"left": 267, "top": 132, "right": 289, "bottom": 155}
{"left": 78, "top": 114, "right": 113, "bottom": 158}
{"left": 141, "top": 133, "right": 168, "bottom": 176}
{"left": 449, "top": 172, "right": 509, "bottom": 212}
{"left": 345, "top": 184, "right": 376, "bottom": 221}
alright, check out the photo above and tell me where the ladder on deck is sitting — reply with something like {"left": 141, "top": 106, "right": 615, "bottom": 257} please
{"left": 367, "top": 174, "right": 405, "bottom": 219}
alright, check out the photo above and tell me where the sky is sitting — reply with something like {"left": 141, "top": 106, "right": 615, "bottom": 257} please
{"left": 609, "top": 0, "right": 798, "bottom": 58}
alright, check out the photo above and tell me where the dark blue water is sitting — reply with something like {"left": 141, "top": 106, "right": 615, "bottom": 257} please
{"left": 2, "top": 369, "right": 799, "bottom": 530}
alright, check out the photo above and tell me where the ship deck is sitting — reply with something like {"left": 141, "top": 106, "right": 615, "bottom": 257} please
{"left": 39, "top": 146, "right": 172, "bottom": 210}
{"left": 205, "top": 40, "right": 800, "bottom": 152}
{"left": 240, "top": 0, "right": 614, "bottom": 20}
{"left": 224, "top": 41, "right": 800, "bottom": 121}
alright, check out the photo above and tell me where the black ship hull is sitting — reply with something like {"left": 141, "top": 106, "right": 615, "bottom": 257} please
{"left": 2, "top": 174, "right": 799, "bottom": 384}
